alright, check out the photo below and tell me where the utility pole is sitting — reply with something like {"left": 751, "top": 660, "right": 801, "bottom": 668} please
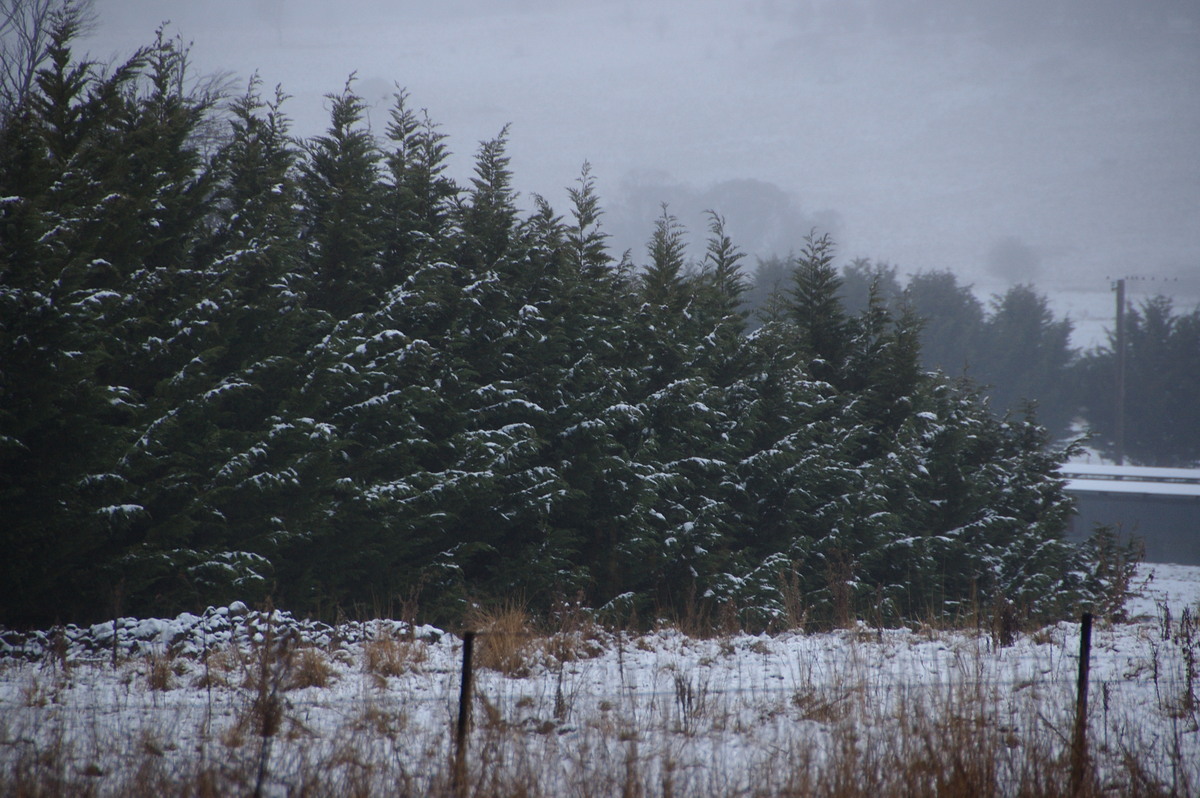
{"left": 1114, "top": 278, "right": 1126, "bottom": 466}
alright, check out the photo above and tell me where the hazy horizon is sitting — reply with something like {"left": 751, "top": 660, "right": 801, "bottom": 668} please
{"left": 82, "top": 0, "right": 1200, "bottom": 345}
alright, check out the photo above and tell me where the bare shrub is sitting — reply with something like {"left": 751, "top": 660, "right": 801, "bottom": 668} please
{"left": 991, "top": 595, "right": 1020, "bottom": 648}
{"left": 20, "top": 674, "right": 51, "bottom": 707}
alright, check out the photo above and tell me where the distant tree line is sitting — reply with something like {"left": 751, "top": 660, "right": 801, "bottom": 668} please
{"left": 747, "top": 257, "right": 1200, "bottom": 467}
{"left": 1, "top": 13, "right": 1131, "bottom": 629}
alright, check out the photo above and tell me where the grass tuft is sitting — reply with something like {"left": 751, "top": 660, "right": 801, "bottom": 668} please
{"left": 363, "top": 635, "right": 427, "bottom": 678}
{"left": 466, "top": 602, "right": 536, "bottom": 676}
{"left": 289, "top": 647, "right": 336, "bottom": 689}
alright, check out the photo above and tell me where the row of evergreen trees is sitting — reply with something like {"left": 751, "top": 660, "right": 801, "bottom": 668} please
{"left": 753, "top": 258, "right": 1199, "bottom": 466}
{"left": 1075, "top": 295, "right": 1200, "bottom": 467}
{"left": 1, "top": 17, "right": 1120, "bottom": 629}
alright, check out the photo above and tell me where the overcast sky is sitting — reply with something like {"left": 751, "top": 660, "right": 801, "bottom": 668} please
{"left": 84, "top": 0, "right": 1199, "bottom": 343}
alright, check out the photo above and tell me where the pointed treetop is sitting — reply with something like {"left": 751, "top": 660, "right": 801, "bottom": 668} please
{"left": 642, "top": 202, "right": 687, "bottom": 311}
{"left": 702, "top": 209, "right": 747, "bottom": 305}
{"left": 566, "top": 161, "right": 611, "bottom": 277}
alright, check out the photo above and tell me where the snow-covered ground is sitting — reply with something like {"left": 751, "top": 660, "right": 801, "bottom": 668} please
{"left": 1126, "top": 562, "right": 1200, "bottom": 619}
{"left": 2, "top": 564, "right": 1198, "bottom": 795}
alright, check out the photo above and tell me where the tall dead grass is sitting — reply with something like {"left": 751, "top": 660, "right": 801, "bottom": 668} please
{"left": 2, "top": 602, "right": 1196, "bottom": 797}
{"left": 466, "top": 602, "right": 536, "bottom": 676}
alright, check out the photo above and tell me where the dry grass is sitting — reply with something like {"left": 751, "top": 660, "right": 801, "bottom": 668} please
{"left": 791, "top": 686, "right": 857, "bottom": 724}
{"left": 145, "top": 653, "right": 179, "bottom": 691}
{"left": 362, "top": 636, "right": 428, "bottom": 678}
{"left": 2, "top": 600, "right": 1197, "bottom": 798}
{"left": 289, "top": 646, "right": 336, "bottom": 689}
{"left": 466, "top": 602, "right": 537, "bottom": 676}
{"left": 0, "top": 667, "right": 1189, "bottom": 798}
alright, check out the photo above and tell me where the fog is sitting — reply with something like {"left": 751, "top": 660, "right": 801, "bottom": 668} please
{"left": 85, "top": 0, "right": 1200, "bottom": 346}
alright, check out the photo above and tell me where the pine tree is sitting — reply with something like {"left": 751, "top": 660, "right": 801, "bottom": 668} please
{"left": 709, "top": 316, "right": 864, "bottom": 627}
{"left": 565, "top": 161, "right": 611, "bottom": 279}
{"left": 0, "top": 281, "right": 125, "bottom": 626}
{"left": 0, "top": 17, "right": 121, "bottom": 626}
{"left": 0, "top": 19, "right": 222, "bottom": 623}
{"left": 0, "top": 22, "right": 1116, "bottom": 627}
{"left": 110, "top": 77, "right": 313, "bottom": 614}
{"left": 458, "top": 125, "right": 517, "bottom": 272}
{"left": 381, "top": 88, "right": 459, "bottom": 274}
{"left": 689, "top": 211, "right": 748, "bottom": 386}
{"left": 639, "top": 204, "right": 688, "bottom": 314}
{"left": 85, "top": 29, "right": 248, "bottom": 616}
{"left": 842, "top": 281, "right": 926, "bottom": 443}
{"left": 298, "top": 77, "right": 385, "bottom": 320}
{"left": 1076, "top": 296, "right": 1200, "bottom": 466}
{"left": 533, "top": 167, "right": 650, "bottom": 607}
{"left": 903, "top": 269, "right": 984, "bottom": 375}
{"left": 975, "top": 284, "right": 1075, "bottom": 439}
{"left": 788, "top": 231, "right": 849, "bottom": 386}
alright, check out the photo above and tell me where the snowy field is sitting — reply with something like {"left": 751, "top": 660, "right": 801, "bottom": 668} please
{"left": 1126, "top": 562, "right": 1200, "bottom": 619}
{"left": 2, "top": 564, "right": 1198, "bottom": 796}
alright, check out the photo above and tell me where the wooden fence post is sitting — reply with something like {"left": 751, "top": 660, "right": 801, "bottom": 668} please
{"left": 453, "top": 631, "right": 476, "bottom": 795}
{"left": 1071, "top": 612, "right": 1093, "bottom": 795}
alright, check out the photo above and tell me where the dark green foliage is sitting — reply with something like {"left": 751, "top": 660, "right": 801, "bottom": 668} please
{"left": 1076, "top": 296, "right": 1200, "bottom": 466}
{"left": 838, "top": 257, "right": 901, "bottom": 317}
{"left": 751, "top": 265, "right": 1084, "bottom": 442}
{"left": 974, "top": 285, "right": 1076, "bottom": 439}
{"left": 298, "top": 77, "right": 385, "bottom": 319}
{"left": 902, "top": 270, "right": 984, "bottom": 375}
{"left": 0, "top": 18, "right": 229, "bottom": 624}
{"left": 459, "top": 125, "right": 518, "bottom": 271}
{"left": 787, "top": 231, "right": 849, "bottom": 385}
{"left": 639, "top": 204, "right": 688, "bottom": 314}
{"left": 842, "top": 283, "right": 925, "bottom": 442}
{"left": 0, "top": 18, "right": 1111, "bottom": 630}
{"left": 382, "top": 88, "right": 459, "bottom": 272}
{"left": 0, "top": 284, "right": 125, "bottom": 625}
{"left": 565, "top": 162, "right": 611, "bottom": 279}
{"left": 112, "top": 74, "right": 311, "bottom": 616}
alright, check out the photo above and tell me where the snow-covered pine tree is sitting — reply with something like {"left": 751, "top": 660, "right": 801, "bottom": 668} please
{"left": 298, "top": 77, "right": 385, "bottom": 320}
{"left": 599, "top": 207, "right": 739, "bottom": 616}
{"left": 639, "top": 204, "right": 688, "bottom": 314}
{"left": 788, "top": 231, "right": 850, "bottom": 387}
{"left": 381, "top": 88, "right": 459, "bottom": 276}
{"left": 0, "top": 25, "right": 1110, "bottom": 628}
{"left": 705, "top": 317, "right": 850, "bottom": 627}
{"left": 0, "top": 20, "right": 225, "bottom": 623}
{"left": 111, "top": 77, "right": 317, "bottom": 614}
{"left": 531, "top": 166, "right": 652, "bottom": 608}
{"left": 841, "top": 279, "right": 926, "bottom": 449}
{"left": 435, "top": 141, "right": 590, "bottom": 606}
{"left": 688, "top": 211, "right": 749, "bottom": 388}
